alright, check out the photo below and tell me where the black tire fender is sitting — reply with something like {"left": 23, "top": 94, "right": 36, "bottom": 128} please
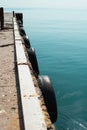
{"left": 38, "top": 75, "right": 57, "bottom": 123}
{"left": 27, "top": 48, "right": 39, "bottom": 75}
{"left": 19, "top": 27, "right": 26, "bottom": 36}
{"left": 23, "top": 35, "right": 31, "bottom": 48}
{"left": 17, "top": 20, "right": 23, "bottom": 27}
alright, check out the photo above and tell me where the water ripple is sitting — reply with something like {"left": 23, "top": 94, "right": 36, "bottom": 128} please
{"left": 57, "top": 112, "right": 87, "bottom": 130}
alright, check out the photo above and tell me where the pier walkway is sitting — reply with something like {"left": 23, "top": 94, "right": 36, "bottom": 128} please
{"left": 0, "top": 13, "right": 23, "bottom": 130}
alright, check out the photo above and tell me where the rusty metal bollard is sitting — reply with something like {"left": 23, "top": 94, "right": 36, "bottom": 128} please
{"left": 0, "top": 7, "right": 4, "bottom": 30}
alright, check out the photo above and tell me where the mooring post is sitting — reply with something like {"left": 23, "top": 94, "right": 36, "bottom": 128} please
{"left": 13, "top": 11, "right": 15, "bottom": 17}
{"left": 0, "top": 7, "right": 4, "bottom": 30}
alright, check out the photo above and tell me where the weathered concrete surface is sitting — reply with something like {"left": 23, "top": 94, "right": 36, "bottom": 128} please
{"left": 0, "top": 13, "right": 23, "bottom": 130}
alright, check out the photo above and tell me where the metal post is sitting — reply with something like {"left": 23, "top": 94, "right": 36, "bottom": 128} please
{"left": 13, "top": 11, "right": 15, "bottom": 17}
{"left": 0, "top": 7, "right": 4, "bottom": 30}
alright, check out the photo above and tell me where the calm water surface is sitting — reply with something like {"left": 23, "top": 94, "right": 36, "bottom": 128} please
{"left": 6, "top": 8, "right": 87, "bottom": 130}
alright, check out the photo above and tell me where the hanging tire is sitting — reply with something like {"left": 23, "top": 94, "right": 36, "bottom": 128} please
{"left": 23, "top": 35, "right": 31, "bottom": 48}
{"left": 17, "top": 20, "right": 23, "bottom": 27}
{"left": 19, "top": 27, "right": 26, "bottom": 36}
{"left": 38, "top": 75, "right": 57, "bottom": 123}
{"left": 27, "top": 48, "right": 39, "bottom": 75}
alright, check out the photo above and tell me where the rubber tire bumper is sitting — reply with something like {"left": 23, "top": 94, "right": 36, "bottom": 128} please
{"left": 23, "top": 35, "right": 31, "bottom": 48}
{"left": 38, "top": 75, "right": 57, "bottom": 123}
{"left": 19, "top": 27, "right": 26, "bottom": 36}
{"left": 17, "top": 20, "right": 23, "bottom": 27}
{"left": 27, "top": 48, "right": 39, "bottom": 75}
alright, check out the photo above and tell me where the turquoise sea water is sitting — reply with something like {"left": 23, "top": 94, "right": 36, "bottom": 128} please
{"left": 6, "top": 8, "right": 87, "bottom": 130}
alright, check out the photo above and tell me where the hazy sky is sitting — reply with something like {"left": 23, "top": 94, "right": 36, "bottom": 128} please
{"left": 0, "top": 0, "right": 87, "bottom": 9}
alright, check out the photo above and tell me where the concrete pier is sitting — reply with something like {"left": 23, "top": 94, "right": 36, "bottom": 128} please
{"left": 0, "top": 13, "right": 23, "bottom": 130}
{"left": 0, "top": 12, "right": 54, "bottom": 130}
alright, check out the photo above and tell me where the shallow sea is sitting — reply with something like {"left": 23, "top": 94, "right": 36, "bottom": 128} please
{"left": 6, "top": 8, "right": 87, "bottom": 130}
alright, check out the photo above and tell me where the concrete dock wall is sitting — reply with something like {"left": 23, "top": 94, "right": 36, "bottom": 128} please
{"left": 13, "top": 17, "right": 48, "bottom": 130}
